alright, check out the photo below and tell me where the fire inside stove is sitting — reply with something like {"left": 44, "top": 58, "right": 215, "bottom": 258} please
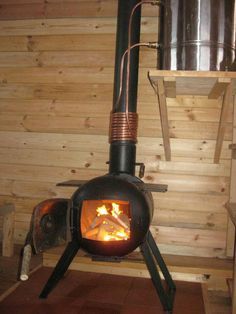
{"left": 81, "top": 200, "right": 131, "bottom": 241}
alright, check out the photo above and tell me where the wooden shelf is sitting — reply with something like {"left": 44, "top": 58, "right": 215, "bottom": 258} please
{"left": 148, "top": 70, "right": 236, "bottom": 98}
{"left": 148, "top": 70, "right": 236, "bottom": 163}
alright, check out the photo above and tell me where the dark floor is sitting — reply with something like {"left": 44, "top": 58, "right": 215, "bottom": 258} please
{"left": 0, "top": 244, "right": 42, "bottom": 297}
{"left": 0, "top": 267, "right": 205, "bottom": 314}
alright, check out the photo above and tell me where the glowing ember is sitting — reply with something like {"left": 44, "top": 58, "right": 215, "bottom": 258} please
{"left": 82, "top": 201, "right": 130, "bottom": 242}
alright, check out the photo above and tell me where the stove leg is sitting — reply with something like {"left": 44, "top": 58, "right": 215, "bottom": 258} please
{"left": 39, "top": 241, "right": 79, "bottom": 299}
{"left": 140, "top": 231, "right": 176, "bottom": 313}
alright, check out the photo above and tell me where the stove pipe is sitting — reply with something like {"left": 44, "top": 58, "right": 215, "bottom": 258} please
{"left": 109, "top": 0, "right": 141, "bottom": 176}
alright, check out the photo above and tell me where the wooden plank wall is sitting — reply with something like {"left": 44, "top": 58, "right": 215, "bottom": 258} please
{"left": 0, "top": 0, "right": 232, "bottom": 258}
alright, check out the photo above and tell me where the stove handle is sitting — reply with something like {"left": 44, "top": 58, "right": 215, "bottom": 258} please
{"left": 135, "top": 162, "right": 145, "bottom": 178}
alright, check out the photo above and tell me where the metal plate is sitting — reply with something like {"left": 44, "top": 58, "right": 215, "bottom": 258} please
{"left": 32, "top": 198, "right": 69, "bottom": 253}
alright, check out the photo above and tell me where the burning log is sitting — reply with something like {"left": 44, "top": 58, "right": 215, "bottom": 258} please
{"left": 84, "top": 227, "right": 100, "bottom": 239}
{"left": 97, "top": 224, "right": 108, "bottom": 241}
{"left": 82, "top": 201, "right": 130, "bottom": 241}
{"left": 89, "top": 216, "right": 105, "bottom": 229}
{"left": 113, "top": 213, "right": 129, "bottom": 230}
{"left": 84, "top": 215, "right": 130, "bottom": 241}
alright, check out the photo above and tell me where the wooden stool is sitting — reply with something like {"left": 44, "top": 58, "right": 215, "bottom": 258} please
{"left": 0, "top": 204, "right": 15, "bottom": 257}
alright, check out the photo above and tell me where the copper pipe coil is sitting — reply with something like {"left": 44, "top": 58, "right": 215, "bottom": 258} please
{"left": 109, "top": 112, "right": 138, "bottom": 143}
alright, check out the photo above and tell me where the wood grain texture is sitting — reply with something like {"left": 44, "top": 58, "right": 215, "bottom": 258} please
{"left": 0, "top": 131, "right": 232, "bottom": 158}
{"left": 0, "top": 0, "right": 159, "bottom": 19}
{"left": 214, "top": 83, "right": 233, "bottom": 163}
{"left": 227, "top": 97, "right": 236, "bottom": 307}
{"left": 0, "top": 33, "right": 157, "bottom": 52}
{"left": 0, "top": 17, "right": 157, "bottom": 36}
{"left": 0, "top": 113, "right": 232, "bottom": 139}
{"left": 0, "top": 51, "right": 156, "bottom": 67}
{"left": 2, "top": 211, "right": 14, "bottom": 257}
{"left": 156, "top": 78, "right": 171, "bottom": 160}
{"left": 0, "top": 98, "right": 232, "bottom": 123}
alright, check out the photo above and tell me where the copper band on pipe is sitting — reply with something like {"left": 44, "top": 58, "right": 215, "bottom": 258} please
{"left": 109, "top": 112, "right": 138, "bottom": 143}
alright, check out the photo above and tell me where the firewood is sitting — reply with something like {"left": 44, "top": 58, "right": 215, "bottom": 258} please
{"left": 103, "top": 217, "right": 125, "bottom": 232}
{"left": 114, "top": 215, "right": 129, "bottom": 230}
{"left": 97, "top": 224, "right": 108, "bottom": 241}
{"left": 89, "top": 216, "right": 105, "bottom": 229}
{"left": 84, "top": 227, "right": 99, "bottom": 238}
{"left": 104, "top": 214, "right": 129, "bottom": 230}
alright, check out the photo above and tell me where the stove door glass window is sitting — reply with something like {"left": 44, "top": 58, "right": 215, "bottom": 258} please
{"left": 81, "top": 200, "right": 130, "bottom": 241}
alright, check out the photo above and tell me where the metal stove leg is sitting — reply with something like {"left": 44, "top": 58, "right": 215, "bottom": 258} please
{"left": 140, "top": 231, "right": 176, "bottom": 313}
{"left": 39, "top": 241, "right": 79, "bottom": 299}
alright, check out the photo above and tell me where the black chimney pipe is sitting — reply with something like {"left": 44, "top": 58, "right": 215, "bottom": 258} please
{"left": 109, "top": 0, "right": 141, "bottom": 176}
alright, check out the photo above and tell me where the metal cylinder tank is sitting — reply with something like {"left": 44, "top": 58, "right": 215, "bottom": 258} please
{"left": 160, "top": 0, "right": 236, "bottom": 71}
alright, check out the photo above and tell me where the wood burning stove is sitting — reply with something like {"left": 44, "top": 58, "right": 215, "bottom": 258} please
{"left": 20, "top": 0, "right": 176, "bottom": 312}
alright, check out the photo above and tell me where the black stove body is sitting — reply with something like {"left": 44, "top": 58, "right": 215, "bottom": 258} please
{"left": 21, "top": 1, "right": 176, "bottom": 312}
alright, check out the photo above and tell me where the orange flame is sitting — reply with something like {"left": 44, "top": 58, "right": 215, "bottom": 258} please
{"left": 111, "top": 202, "right": 122, "bottom": 217}
{"left": 96, "top": 205, "right": 109, "bottom": 216}
{"left": 96, "top": 202, "right": 129, "bottom": 241}
{"left": 83, "top": 201, "right": 130, "bottom": 242}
